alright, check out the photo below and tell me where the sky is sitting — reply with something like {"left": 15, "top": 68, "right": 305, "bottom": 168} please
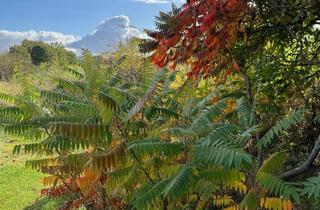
{"left": 0, "top": 0, "right": 184, "bottom": 53}
{"left": 0, "top": 0, "right": 182, "bottom": 36}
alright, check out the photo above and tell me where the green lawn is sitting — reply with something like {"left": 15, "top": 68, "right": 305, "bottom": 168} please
{"left": 0, "top": 133, "right": 65, "bottom": 210}
{"left": 0, "top": 166, "right": 43, "bottom": 210}
{"left": 0, "top": 133, "right": 43, "bottom": 210}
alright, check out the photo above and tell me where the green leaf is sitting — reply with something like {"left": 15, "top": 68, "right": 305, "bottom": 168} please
{"left": 134, "top": 179, "right": 170, "bottom": 210}
{"left": 194, "top": 140, "right": 252, "bottom": 168}
{"left": 301, "top": 174, "right": 320, "bottom": 199}
{"left": 257, "top": 109, "right": 306, "bottom": 148}
{"left": 162, "top": 166, "right": 195, "bottom": 199}
{"left": 236, "top": 97, "right": 254, "bottom": 127}
{"left": 256, "top": 172, "right": 299, "bottom": 202}
{"left": 257, "top": 152, "right": 287, "bottom": 175}
{"left": 240, "top": 190, "right": 258, "bottom": 210}
{"left": 128, "top": 139, "right": 183, "bottom": 156}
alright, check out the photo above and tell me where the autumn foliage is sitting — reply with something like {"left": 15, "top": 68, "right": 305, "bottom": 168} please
{"left": 141, "top": 0, "right": 247, "bottom": 79}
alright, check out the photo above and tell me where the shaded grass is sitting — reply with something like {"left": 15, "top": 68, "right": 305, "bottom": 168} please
{"left": 24, "top": 195, "right": 72, "bottom": 210}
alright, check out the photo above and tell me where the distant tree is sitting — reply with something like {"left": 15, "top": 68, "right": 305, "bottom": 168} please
{"left": 11, "top": 40, "right": 78, "bottom": 66}
{"left": 0, "top": 40, "right": 78, "bottom": 80}
{"left": 99, "top": 38, "right": 154, "bottom": 85}
{"left": 30, "top": 45, "right": 51, "bottom": 65}
{"left": 0, "top": 54, "right": 15, "bottom": 80}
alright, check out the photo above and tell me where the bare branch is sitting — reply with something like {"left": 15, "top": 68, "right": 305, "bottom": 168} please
{"left": 280, "top": 134, "right": 320, "bottom": 180}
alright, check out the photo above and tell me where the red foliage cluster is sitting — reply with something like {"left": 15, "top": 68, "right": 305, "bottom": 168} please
{"left": 147, "top": 0, "right": 248, "bottom": 79}
{"left": 41, "top": 185, "right": 74, "bottom": 197}
{"left": 40, "top": 170, "right": 125, "bottom": 209}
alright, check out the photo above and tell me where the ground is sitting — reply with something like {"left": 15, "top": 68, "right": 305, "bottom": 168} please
{"left": 0, "top": 133, "right": 43, "bottom": 210}
{"left": 0, "top": 132, "right": 73, "bottom": 210}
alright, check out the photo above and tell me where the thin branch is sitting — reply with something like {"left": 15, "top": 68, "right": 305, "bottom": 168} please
{"left": 303, "top": 69, "right": 320, "bottom": 81}
{"left": 240, "top": 69, "right": 253, "bottom": 106}
{"left": 115, "top": 119, "right": 155, "bottom": 184}
{"left": 280, "top": 134, "right": 320, "bottom": 180}
{"left": 58, "top": 176, "right": 91, "bottom": 209}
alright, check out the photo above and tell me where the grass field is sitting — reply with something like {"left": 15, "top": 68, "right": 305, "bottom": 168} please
{"left": 0, "top": 81, "right": 71, "bottom": 210}
{"left": 0, "top": 132, "right": 45, "bottom": 210}
{"left": 0, "top": 131, "right": 71, "bottom": 210}
{"left": 0, "top": 166, "right": 43, "bottom": 210}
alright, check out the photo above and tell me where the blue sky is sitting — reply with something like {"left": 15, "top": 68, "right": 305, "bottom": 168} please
{"left": 0, "top": 0, "right": 181, "bottom": 36}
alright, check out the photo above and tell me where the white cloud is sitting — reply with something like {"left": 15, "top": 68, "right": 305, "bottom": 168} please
{"left": 0, "top": 30, "right": 79, "bottom": 52}
{"left": 0, "top": 15, "right": 144, "bottom": 54}
{"left": 67, "top": 15, "right": 144, "bottom": 54}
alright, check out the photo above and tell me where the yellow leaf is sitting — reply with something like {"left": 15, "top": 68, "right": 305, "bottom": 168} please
{"left": 261, "top": 197, "right": 292, "bottom": 210}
